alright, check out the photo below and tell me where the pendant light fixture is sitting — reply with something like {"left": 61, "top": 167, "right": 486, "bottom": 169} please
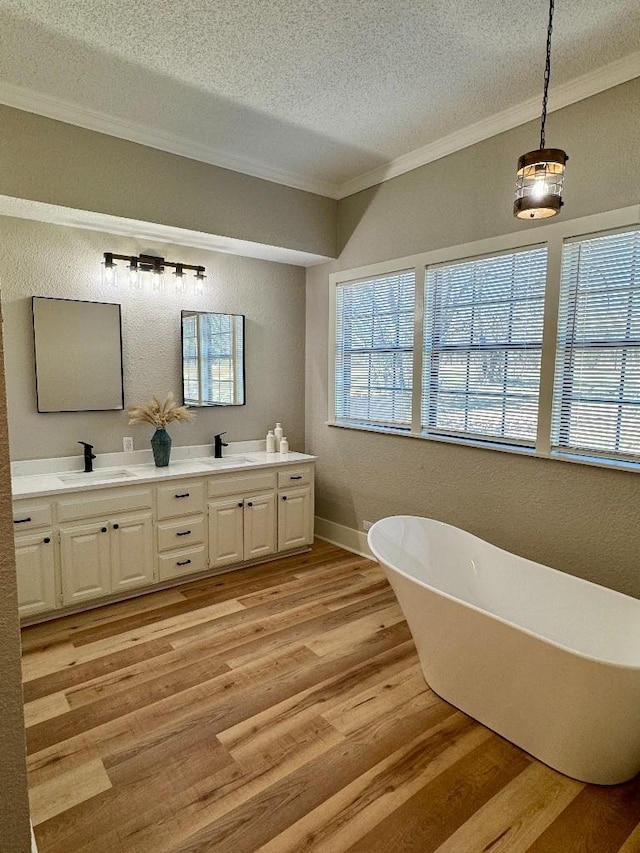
{"left": 514, "top": 0, "right": 568, "bottom": 220}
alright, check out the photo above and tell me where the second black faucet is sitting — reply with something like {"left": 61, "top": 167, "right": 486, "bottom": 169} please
{"left": 78, "top": 441, "right": 96, "bottom": 473}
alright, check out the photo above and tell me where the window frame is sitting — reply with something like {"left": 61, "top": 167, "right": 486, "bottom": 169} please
{"left": 328, "top": 204, "right": 640, "bottom": 473}
{"left": 551, "top": 227, "right": 640, "bottom": 462}
{"left": 422, "top": 244, "right": 549, "bottom": 448}
{"left": 334, "top": 269, "right": 416, "bottom": 430}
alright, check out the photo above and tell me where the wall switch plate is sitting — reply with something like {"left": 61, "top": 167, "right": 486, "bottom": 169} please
{"left": 362, "top": 520, "right": 373, "bottom": 532}
{"left": 123, "top": 437, "right": 134, "bottom": 452}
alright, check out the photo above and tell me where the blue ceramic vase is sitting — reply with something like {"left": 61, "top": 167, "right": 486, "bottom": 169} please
{"left": 150, "top": 428, "right": 171, "bottom": 467}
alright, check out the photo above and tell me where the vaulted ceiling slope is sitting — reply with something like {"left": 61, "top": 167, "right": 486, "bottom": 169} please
{"left": 0, "top": 0, "right": 638, "bottom": 199}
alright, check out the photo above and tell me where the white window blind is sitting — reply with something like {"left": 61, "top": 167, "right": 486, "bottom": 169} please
{"left": 552, "top": 228, "right": 640, "bottom": 461}
{"left": 422, "top": 247, "right": 548, "bottom": 444}
{"left": 335, "top": 270, "right": 415, "bottom": 428}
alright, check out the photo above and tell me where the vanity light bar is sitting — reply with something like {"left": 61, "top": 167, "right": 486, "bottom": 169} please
{"left": 102, "top": 252, "right": 206, "bottom": 293}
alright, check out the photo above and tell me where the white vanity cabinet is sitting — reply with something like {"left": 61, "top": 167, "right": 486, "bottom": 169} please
{"left": 12, "top": 501, "right": 58, "bottom": 618}
{"left": 156, "top": 479, "right": 207, "bottom": 581}
{"left": 277, "top": 466, "right": 314, "bottom": 551}
{"left": 208, "top": 470, "right": 277, "bottom": 570}
{"left": 13, "top": 453, "right": 315, "bottom": 622}
{"left": 57, "top": 486, "right": 154, "bottom": 605}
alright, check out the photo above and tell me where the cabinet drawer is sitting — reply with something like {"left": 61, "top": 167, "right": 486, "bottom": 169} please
{"left": 277, "top": 466, "right": 313, "bottom": 489}
{"left": 156, "top": 480, "right": 205, "bottom": 520}
{"left": 57, "top": 487, "right": 153, "bottom": 523}
{"left": 158, "top": 545, "right": 207, "bottom": 581}
{"left": 208, "top": 470, "right": 276, "bottom": 498}
{"left": 157, "top": 515, "right": 205, "bottom": 552}
{"left": 13, "top": 502, "right": 52, "bottom": 530}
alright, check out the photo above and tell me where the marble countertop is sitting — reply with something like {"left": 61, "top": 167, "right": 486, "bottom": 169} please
{"left": 11, "top": 442, "right": 316, "bottom": 500}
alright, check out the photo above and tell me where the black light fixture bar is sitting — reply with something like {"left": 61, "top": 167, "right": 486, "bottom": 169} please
{"left": 103, "top": 252, "right": 205, "bottom": 278}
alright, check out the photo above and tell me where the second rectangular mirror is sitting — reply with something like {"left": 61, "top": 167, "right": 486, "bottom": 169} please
{"left": 181, "top": 310, "right": 245, "bottom": 407}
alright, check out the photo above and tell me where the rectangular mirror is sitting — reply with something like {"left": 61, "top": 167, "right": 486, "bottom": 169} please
{"left": 32, "top": 296, "right": 124, "bottom": 412}
{"left": 181, "top": 310, "right": 245, "bottom": 407}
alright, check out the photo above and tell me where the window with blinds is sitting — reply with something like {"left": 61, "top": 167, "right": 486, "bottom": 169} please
{"left": 552, "top": 228, "right": 640, "bottom": 462}
{"left": 422, "top": 247, "right": 548, "bottom": 444}
{"left": 335, "top": 270, "right": 415, "bottom": 428}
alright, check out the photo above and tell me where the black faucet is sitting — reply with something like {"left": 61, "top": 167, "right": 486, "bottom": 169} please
{"left": 214, "top": 432, "right": 228, "bottom": 458}
{"left": 78, "top": 441, "right": 96, "bottom": 473}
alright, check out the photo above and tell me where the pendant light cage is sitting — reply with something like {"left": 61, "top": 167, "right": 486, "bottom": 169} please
{"left": 514, "top": 148, "right": 568, "bottom": 219}
{"left": 513, "top": 0, "right": 568, "bottom": 220}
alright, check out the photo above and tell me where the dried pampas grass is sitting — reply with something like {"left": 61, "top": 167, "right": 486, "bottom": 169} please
{"left": 128, "top": 392, "right": 196, "bottom": 429}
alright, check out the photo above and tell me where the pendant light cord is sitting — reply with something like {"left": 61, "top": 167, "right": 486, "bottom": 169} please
{"left": 540, "top": 0, "right": 555, "bottom": 149}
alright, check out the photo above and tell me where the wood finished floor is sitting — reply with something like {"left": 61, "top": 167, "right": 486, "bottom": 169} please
{"left": 21, "top": 540, "right": 640, "bottom": 853}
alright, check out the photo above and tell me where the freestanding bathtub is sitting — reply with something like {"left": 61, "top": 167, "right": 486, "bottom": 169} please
{"left": 368, "top": 515, "right": 640, "bottom": 785}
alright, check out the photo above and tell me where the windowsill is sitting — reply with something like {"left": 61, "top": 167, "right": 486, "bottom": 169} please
{"left": 326, "top": 420, "right": 640, "bottom": 475}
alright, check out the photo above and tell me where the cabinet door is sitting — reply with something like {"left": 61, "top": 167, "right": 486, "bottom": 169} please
{"left": 60, "top": 522, "right": 111, "bottom": 605}
{"left": 278, "top": 487, "right": 312, "bottom": 551}
{"left": 244, "top": 493, "right": 276, "bottom": 561}
{"left": 208, "top": 498, "right": 244, "bottom": 568}
{"left": 15, "top": 532, "right": 57, "bottom": 617}
{"left": 110, "top": 512, "right": 155, "bottom": 592}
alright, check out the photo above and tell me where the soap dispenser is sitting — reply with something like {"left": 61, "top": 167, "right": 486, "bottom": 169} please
{"left": 274, "top": 422, "right": 284, "bottom": 451}
{"left": 266, "top": 430, "right": 276, "bottom": 453}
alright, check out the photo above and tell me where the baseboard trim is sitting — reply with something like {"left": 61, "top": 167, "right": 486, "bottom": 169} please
{"left": 314, "top": 516, "right": 374, "bottom": 560}
{"left": 31, "top": 823, "right": 38, "bottom": 853}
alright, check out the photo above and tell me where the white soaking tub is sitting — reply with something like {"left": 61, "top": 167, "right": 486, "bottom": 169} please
{"left": 368, "top": 515, "right": 640, "bottom": 785}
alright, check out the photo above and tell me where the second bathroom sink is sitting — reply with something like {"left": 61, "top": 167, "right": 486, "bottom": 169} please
{"left": 199, "top": 456, "right": 253, "bottom": 468}
{"left": 58, "top": 468, "right": 137, "bottom": 484}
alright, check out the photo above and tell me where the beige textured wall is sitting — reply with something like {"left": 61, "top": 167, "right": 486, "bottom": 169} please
{"left": 307, "top": 80, "right": 640, "bottom": 598}
{"left": 0, "top": 299, "right": 31, "bottom": 851}
{"left": 1, "top": 217, "right": 306, "bottom": 460}
{"left": 0, "top": 105, "right": 337, "bottom": 259}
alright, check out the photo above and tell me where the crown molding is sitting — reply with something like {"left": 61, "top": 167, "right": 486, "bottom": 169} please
{"left": 0, "top": 81, "right": 340, "bottom": 199}
{"left": 0, "top": 196, "right": 334, "bottom": 267}
{"left": 336, "top": 50, "right": 640, "bottom": 199}
{"left": 0, "top": 50, "right": 637, "bottom": 203}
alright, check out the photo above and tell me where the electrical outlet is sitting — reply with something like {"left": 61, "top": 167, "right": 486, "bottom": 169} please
{"left": 123, "top": 436, "right": 134, "bottom": 453}
{"left": 362, "top": 520, "right": 373, "bottom": 532}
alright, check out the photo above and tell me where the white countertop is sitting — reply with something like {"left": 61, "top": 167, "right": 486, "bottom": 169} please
{"left": 11, "top": 442, "right": 316, "bottom": 500}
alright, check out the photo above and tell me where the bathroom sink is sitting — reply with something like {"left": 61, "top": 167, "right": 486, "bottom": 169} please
{"left": 58, "top": 468, "right": 137, "bottom": 484}
{"left": 199, "top": 456, "right": 253, "bottom": 468}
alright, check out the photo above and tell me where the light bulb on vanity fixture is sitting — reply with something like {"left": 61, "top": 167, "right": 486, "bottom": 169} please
{"left": 174, "top": 263, "right": 187, "bottom": 295}
{"left": 101, "top": 252, "right": 116, "bottom": 286}
{"left": 194, "top": 268, "right": 206, "bottom": 297}
{"left": 101, "top": 252, "right": 207, "bottom": 295}
{"left": 513, "top": 0, "right": 568, "bottom": 220}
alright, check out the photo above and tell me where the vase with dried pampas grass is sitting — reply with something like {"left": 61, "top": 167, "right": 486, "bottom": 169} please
{"left": 128, "top": 392, "right": 195, "bottom": 467}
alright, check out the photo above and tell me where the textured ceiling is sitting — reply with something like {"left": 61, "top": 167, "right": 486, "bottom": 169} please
{"left": 0, "top": 0, "right": 638, "bottom": 197}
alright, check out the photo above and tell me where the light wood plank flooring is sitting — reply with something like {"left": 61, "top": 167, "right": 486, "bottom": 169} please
{"left": 21, "top": 540, "right": 640, "bottom": 853}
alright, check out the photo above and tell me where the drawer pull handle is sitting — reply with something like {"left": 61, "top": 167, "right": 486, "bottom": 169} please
{"left": 177, "top": 559, "right": 192, "bottom": 566}
{"left": 282, "top": 495, "right": 288, "bottom": 501}
{"left": 113, "top": 524, "right": 119, "bottom": 530}
{"left": 290, "top": 475, "right": 303, "bottom": 480}
{"left": 238, "top": 502, "right": 243, "bottom": 507}
{"left": 43, "top": 537, "right": 51, "bottom": 544}
{"left": 14, "top": 517, "right": 32, "bottom": 524}
{"left": 176, "top": 530, "right": 191, "bottom": 536}
{"left": 175, "top": 492, "right": 190, "bottom": 499}
{"left": 101, "top": 527, "right": 108, "bottom": 533}
{"left": 247, "top": 501, "right": 253, "bottom": 507}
